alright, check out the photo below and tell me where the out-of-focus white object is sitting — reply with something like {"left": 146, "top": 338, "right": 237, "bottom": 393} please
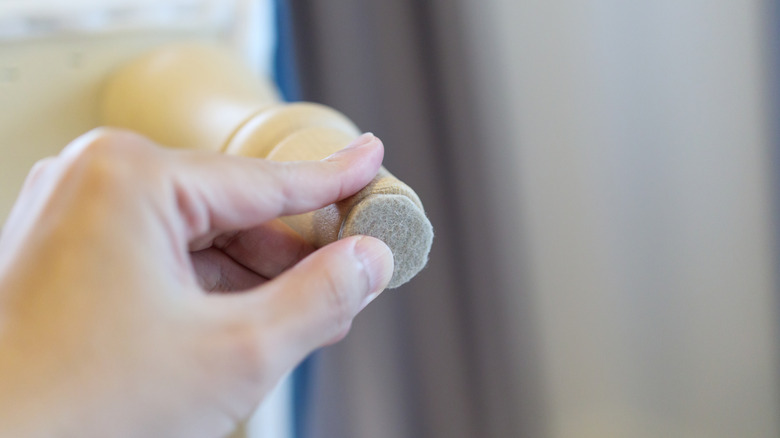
{"left": 0, "top": 0, "right": 276, "bottom": 221}
{"left": 0, "top": 2, "right": 290, "bottom": 438}
{"left": 0, "top": 1, "right": 231, "bottom": 40}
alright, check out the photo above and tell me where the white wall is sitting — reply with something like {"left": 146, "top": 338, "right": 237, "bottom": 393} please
{"left": 459, "top": 1, "right": 779, "bottom": 436}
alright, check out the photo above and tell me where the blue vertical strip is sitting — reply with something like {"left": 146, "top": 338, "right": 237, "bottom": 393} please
{"left": 273, "top": 2, "right": 315, "bottom": 438}
{"left": 274, "top": 0, "right": 302, "bottom": 103}
{"left": 291, "top": 355, "right": 317, "bottom": 438}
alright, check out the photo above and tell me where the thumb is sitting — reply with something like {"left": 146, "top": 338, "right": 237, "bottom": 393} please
{"left": 220, "top": 236, "right": 394, "bottom": 373}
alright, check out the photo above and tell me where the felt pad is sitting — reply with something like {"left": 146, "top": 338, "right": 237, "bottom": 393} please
{"left": 341, "top": 194, "right": 434, "bottom": 288}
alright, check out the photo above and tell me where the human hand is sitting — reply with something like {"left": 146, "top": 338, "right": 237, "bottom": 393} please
{"left": 0, "top": 129, "right": 393, "bottom": 437}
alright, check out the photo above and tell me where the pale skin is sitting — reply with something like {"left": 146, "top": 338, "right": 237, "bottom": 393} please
{"left": 0, "top": 129, "right": 394, "bottom": 437}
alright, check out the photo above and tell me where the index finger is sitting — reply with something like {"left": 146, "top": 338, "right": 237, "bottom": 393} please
{"left": 166, "top": 133, "right": 383, "bottom": 242}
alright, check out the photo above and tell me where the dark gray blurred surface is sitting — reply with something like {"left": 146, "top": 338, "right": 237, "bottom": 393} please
{"left": 287, "top": 2, "right": 544, "bottom": 437}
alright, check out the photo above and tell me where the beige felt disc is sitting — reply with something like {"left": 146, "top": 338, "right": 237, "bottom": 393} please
{"left": 341, "top": 194, "right": 434, "bottom": 288}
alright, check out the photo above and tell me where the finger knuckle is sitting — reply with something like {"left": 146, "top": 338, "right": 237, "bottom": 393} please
{"left": 321, "top": 267, "right": 356, "bottom": 336}
{"left": 268, "top": 162, "right": 296, "bottom": 216}
{"left": 31, "top": 156, "right": 56, "bottom": 171}
{"left": 27, "top": 156, "right": 57, "bottom": 180}
{"left": 225, "top": 320, "right": 274, "bottom": 384}
{"left": 327, "top": 322, "right": 353, "bottom": 346}
{"left": 76, "top": 128, "right": 147, "bottom": 161}
{"left": 64, "top": 128, "right": 157, "bottom": 187}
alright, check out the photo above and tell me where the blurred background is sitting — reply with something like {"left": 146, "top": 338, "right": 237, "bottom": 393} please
{"left": 284, "top": 1, "right": 780, "bottom": 437}
{"left": 1, "top": 0, "right": 779, "bottom": 437}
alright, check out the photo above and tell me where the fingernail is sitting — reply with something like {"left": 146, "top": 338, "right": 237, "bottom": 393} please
{"left": 353, "top": 236, "right": 394, "bottom": 309}
{"left": 344, "top": 132, "right": 376, "bottom": 150}
{"left": 324, "top": 133, "right": 378, "bottom": 161}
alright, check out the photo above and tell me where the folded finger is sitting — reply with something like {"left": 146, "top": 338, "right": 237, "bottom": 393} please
{"left": 191, "top": 247, "right": 267, "bottom": 292}
{"left": 212, "top": 220, "right": 314, "bottom": 279}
